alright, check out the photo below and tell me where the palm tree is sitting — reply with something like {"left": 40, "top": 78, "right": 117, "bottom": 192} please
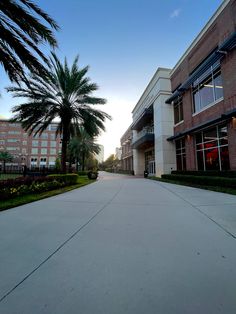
{"left": 0, "top": 0, "right": 59, "bottom": 83}
{"left": 68, "top": 129, "right": 101, "bottom": 171}
{"left": 8, "top": 53, "right": 111, "bottom": 172}
{"left": 0, "top": 151, "right": 13, "bottom": 174}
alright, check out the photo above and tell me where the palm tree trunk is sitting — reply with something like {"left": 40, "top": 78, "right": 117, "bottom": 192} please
{"left": 76, "top": 157, "right": 79, "bottom": 172}
{"left": 3, "top": 160, "right": 6, "bottom": 174}
{"left": 61, "top": 129, "right": 69, "bottom": 173}
{"left": 82, "top": 152, "right": 85, "bottom": 171}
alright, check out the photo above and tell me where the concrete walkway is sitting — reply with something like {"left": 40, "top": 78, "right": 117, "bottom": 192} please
{"left": 0, "top": 171, "right": 236, "bottom": 313}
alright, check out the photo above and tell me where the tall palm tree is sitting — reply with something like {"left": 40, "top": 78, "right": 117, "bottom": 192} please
{"left": 8, "top": 53, "right": 111, "bottom": 172}
{"left": 68, "top": 129, "right": 101, "bottom": 171}
{"left": 0, "top": 0, "right": 59, "bottom": 83}
{"left": 0, "top": 151, "right": 13, "bottom": 174}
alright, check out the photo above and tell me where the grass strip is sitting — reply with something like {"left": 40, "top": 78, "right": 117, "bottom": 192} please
{"left": 149, "top": 176, "right": 236, "bottom": 196}
{"left": 0, "top": 176, "right": 94, "bottom": 212}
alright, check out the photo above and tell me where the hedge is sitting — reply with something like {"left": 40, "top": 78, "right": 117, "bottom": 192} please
{"left": 171, "top": 170, "right": 236, "bottom": 178}
{"left": 77, "top": 171, "right": 88, "bottom": 176}
{"left": 47, "top": 173, "right": 78, "bottom": 185}
{"left": 0, "top": 179, "right": 63, "bottom": 200}
{"left": 0, "top": 174, "right": 79, "bottom": 200}
{"left": 0, "top": 176, "right": 55, "bottom": 190}
{"left": 161, "top": 174, "right": 236, "bottom": 188}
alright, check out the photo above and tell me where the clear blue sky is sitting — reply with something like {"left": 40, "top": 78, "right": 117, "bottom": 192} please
{"left": 0, "top": 0, "right": 223, "bottom": 158}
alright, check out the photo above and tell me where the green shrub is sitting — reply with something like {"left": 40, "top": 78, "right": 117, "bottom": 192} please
{"left": 161, "top": 174, "right": 236, "bottom": 188}
{"left": 48, "top": 173, "right": 78, "bottom": 185}
{"left": 171, "top": 170, "right": 236, "bottom": 178}
{"left": 77, "top": 171, "right": 88, "bottom": 176}
{"left": 1, "top": 179, "right": 63, "bottom": 200}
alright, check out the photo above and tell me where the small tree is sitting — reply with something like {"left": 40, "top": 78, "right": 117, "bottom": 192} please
{"left": 100, "top": 154, "right": 120, "bottom": 171}
{"left": 0, "top": 151, "right": 13, "bottom": 173}
{"left": 68, "top": 129, "right": 101, "bottom": 171}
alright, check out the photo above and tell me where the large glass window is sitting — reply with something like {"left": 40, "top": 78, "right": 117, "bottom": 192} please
{"left": 174, "top": 97, "right": 183, "bottom": 124}
{"left": 192, "top": 62, "right": 223, "bottom": 113}
{"left": 195, "top": 124, "right": 229, "bottom": 171}
{"left": 176, "top": 138, "right": 186, "bottom": 171}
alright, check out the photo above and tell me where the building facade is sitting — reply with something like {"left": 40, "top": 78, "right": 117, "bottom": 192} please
{"left": 166, "top": 0, "right": 236, "bottom": 172}
{"left": 120, "top": 126, "right": 133, "bottom": 172}
{"left": 94, "top": 144, "right": 104, "bottom": 164}
{"left": 131, "top": 68, "right": 176, "bottom": 176}
{"left": 0, "top": 120, "right": 61, "bottom": 170}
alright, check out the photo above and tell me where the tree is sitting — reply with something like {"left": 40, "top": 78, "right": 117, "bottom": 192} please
{"left": 0, "top": 0, "right": 59, "bottom": 84}
{"left": 68, "top": 128, "right": 101, "bottom": 171}
{"left": 0, "top": 151, "right": 13, "bottom": 173}
{"left": 100, "top": 154, "right": 120, "bottom": 171}
{"left": 8, "top": 53, "right": 111, "bottom": 172}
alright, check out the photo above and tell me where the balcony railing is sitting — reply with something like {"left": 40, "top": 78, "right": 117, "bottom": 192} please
{"left": 132, "top": 126, "right": 154, "bottom": 144}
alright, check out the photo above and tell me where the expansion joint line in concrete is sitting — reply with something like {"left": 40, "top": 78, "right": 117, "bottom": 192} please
{"left": 0, "top": 183, "right": 124, "bottom": 303}
{"left": 155, "top": 181, "right": 236, "bottom": 240}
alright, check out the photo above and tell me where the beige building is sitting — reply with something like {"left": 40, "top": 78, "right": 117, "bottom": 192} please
{"left": 94, "top": 144, "right": 104, "bottom": 164}
{"left": 120, "top": 126, "right": 133, "bottom": 172}
{"left": 0, "top": 119, "right": 61, "bottom": 170}
{"left": 131, "top": 68, "right": 176, "bottom": 177}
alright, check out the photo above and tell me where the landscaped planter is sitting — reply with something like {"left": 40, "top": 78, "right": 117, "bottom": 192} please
{"left": 87, "top": 171, "right": 98, "bottom": 180}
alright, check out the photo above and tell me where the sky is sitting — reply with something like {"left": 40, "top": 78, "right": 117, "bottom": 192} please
{"left": 0, "top": 0, "right": 223, "bottom": 159}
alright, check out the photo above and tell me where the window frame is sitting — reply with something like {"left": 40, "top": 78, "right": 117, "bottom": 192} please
{"left": 192, "top": 62, "right": 223, "bottom": 115}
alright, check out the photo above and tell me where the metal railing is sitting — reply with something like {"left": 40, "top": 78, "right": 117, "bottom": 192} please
{"left": 132, "top": 126, "right": 154, "bottom": 144}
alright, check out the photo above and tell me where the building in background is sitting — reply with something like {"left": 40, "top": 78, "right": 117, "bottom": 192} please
{"left": 166, "top": 0, "right": 236, "bottom": 171}
{"left": 120, "top": 126, "right": 133, "bottom": 172}
{"left": 115, "top": 147, "right": 122, "bottom": 160}
{"left": 131, "top": 68, "right": 176, "bottom": 176}
{"left": 94, "top": 144, "right": 104, "bottom": 164}
{"left": 0, "top": 119, "right": 61, "bottom": 170}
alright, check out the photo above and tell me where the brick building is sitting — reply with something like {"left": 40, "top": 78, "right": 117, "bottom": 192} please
{"left": 120, "top": 126, "right": 133, "bottom": 172}
{"left": 0, "top": 119, "right": 61, "bottom": 170}
{"left": 166, "top": 0, "right": 236, "bottom": 171}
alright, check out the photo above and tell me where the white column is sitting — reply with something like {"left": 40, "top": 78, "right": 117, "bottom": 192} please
{"left": 133, "top": 148, "right": 145, "bottom": 176}
{"left": 154, "top": 93, "right": 176, "bottom": 177}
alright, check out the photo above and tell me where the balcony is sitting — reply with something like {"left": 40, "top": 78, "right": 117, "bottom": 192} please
{"left": 132, "top": 126, "right": 154, "bottom": 149}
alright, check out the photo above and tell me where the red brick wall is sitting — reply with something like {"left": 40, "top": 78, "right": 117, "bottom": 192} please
{"left": 171, "top": 0, "right": 236, "bottom": 170}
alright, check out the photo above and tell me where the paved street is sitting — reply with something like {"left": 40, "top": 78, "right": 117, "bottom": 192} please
{"left": 1, "top": 171, "right": 236, "bottom": 313}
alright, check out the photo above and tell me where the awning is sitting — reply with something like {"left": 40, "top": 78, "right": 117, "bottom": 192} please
{"left": 166, "top": 31, "right": 236, "bottom": 104}
{"left": 167, "top": 108, "right": 236, "bottom": 141}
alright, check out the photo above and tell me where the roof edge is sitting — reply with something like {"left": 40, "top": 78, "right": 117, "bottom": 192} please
{"left": 170, "top": 0, "right": 231, "bottom": 77}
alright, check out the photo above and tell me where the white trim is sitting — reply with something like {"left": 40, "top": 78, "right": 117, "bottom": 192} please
{"left": 174, "top": 120, "right": 184, "bottom": 127}
{"left": 170, "top": 0, "right": 230, "bottom": 77}
{"left": 192, "top": 97, "right": 224, "bottom": 116}
{"left": 132, "top": 68, "right": 171, "bottom": 114}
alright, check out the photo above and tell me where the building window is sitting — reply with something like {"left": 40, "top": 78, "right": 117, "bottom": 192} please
{"left": 22, "top": 148, "right": 27, "bottom": 154}
{"left": 6, "top": 147, "right": 19, "bottom": 151}
{"left": 41, "top": 141, "right": 48, "bottom": 147}
{"left": 7, "top": 139, "right": 19, "bottom": 143}
{"left": 50, "top": 148, "right": 56, "bottom": 155}
{"left": 41, "top": 148, "right": 47, "bottom": 155}
{"left": 22, "top": 141, "right": 27, "bottom": 146}
{"left": 176, "top": 138, "right": 186, "bottom": 171}
{"left": 195, "top": 124, "right": 229, "bottom": 171}
{"left": 174, "top": 97, "right": 183, "bottom": 124}
{"left": 31, "top": 148, "right": 38, "bottom": 154}
{"left": 192, "top": 62, "right": 223, "bottom": 113}
{"left": 50, "top": 124, "right": 58, "bottom": 131}
{"left": 8, "top": 130, "right": 20, "bottom": 134}
{"left": 0, "top": 140, "right": 5, "bottom": 145}
{"left": 50, "top": 141, "right": 56, "bottom": 147}
{"left": 41, "top": 133, "right": 48, "bottom": 139}
{"left": 32, "top": 140, "right": 39, "bottom": 147}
